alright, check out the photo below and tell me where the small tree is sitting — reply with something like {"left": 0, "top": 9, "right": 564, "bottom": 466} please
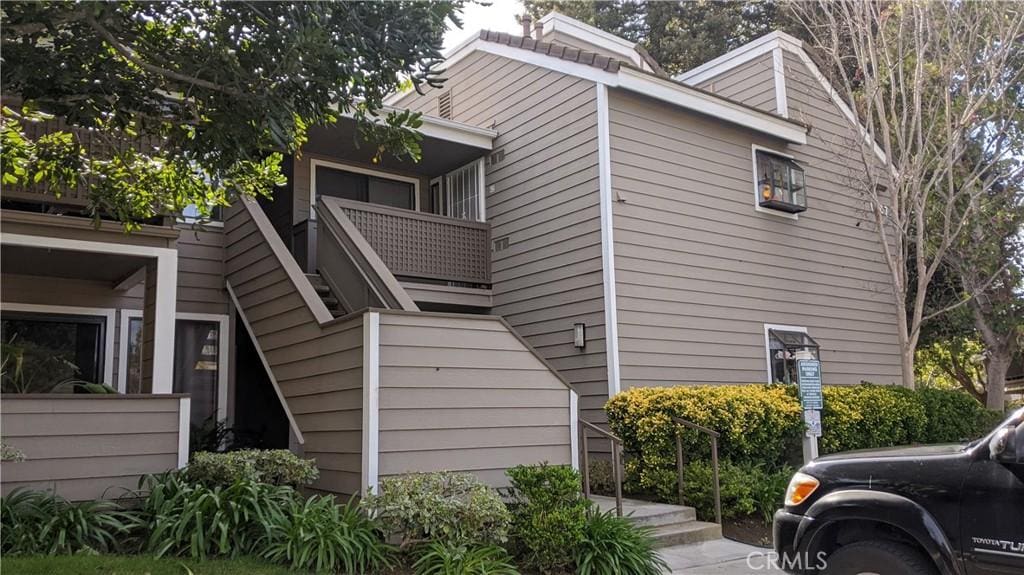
{"left": 791, "top": 1, "right": 1024, "bottom": 389}
{"left": 1, "top": 1, "right": 463, "bottom": 228}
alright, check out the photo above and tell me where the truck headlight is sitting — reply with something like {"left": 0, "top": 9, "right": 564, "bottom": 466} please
{"left": 785, "top": 472, "right": 820, "bottom": 506}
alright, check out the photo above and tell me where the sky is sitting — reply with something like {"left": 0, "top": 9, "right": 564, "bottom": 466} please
{"left": 443, "top": 0, "right": 525, "bottom": 52}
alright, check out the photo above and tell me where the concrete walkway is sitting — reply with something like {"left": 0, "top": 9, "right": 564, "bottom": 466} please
{"left": 659, "top": 539, "right": 772, "bottom": 574}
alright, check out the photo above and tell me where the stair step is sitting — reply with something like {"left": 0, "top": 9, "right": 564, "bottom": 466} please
{"left": 648, "top": 521, "right": 722, "bottom": 548}
{"left": 321, "top": 296, "right": 340, "bottom": 307}
{"left": 625, "top": 507, "right": 697, "bottom": 527}
{"left": 590, "top": 496, "right": 697, "bottom": 527}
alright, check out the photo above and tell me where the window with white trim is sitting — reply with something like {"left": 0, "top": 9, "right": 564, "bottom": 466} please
{"left": 1, "top": 312, "right": 106, "bottom": 392}
{"left": 431, "top": 159, "right": 485, "bottom": 222}
{"left": 766, "top": 327, "right": 820, "bottom": 384}
{"left": 755, "top": 150, "right": 806, "bottom": 214}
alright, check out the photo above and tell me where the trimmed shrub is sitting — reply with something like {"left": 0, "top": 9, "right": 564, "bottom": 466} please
{"left": 412, "top": 542, "right": 518, "bottom": 575}
{"left": 258, "top": 493, "right": 393, "bottom": 573}
{"left": 0, "top": 488, "right": 141, "bottom": 555}
{"left": 185, "top": 449, "right": 318, "bottom": 488}
{"left": 680, "top": 461, "right": 795, "bottom": 524}
{"left": 361, "top": 472, "right": 511, "bottom": 547}
{"left": 586, "top": 459, "right": 616, "bottom": 496}
{"left": 606, "top": 383, "right": 999, "bottom": 506}
{"left": 504, "top": 463, "right": 590, "bottom": 573}
{"left": 818, "top": 385, "right": 927, "bottom": 454}
{"left": 575, "top": 508, "right": 668, "bottom": 575}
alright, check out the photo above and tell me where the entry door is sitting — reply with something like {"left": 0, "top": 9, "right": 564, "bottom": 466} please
{"left": 959, "top": 423, "right": 1024, "bottom": 574}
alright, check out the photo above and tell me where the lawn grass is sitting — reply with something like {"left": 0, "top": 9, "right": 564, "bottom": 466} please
{"left": 0, "top": 555, "right": 301, "bottom": 575}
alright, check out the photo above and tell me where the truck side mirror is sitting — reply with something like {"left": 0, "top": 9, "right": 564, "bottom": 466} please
{"left": 990, "top": 423, "right": 1024, "bottom": 464}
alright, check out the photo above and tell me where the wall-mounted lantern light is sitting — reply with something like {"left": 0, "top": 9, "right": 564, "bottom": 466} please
{"left": 574, "top": 322, "right": 586, "bottom": 349}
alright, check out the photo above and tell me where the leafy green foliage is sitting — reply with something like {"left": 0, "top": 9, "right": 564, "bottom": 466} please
{"left": 1, "top": 1, "right": 463, "bottom": 228}
{"left": 185, "top": 449, "right": 319, "bottom": 488}
{"left": 2, "top": 555, "right": 296, "bottom": 575}
{"left": 257, "top": 494, "right": 393, "bottom": 574}
{"left": 504, "top": 464, "right": 591, "bottom": 573}
{"left": 574, "top": 508, "right": 667, "bottom": 575}
{"left": 412, "top": 542, "right": 519, "bottom": 575}
{"left": 361, "top": 472, "right": 511, "bottom": 547}
{"left": 138, "top": 473, "right": 295, "bottom": 559}
{"left": 0, "top": 489, "right": 141, "bottom": 555}
{"left": 607, "top": 384, "right": 1001, "bottom": 508}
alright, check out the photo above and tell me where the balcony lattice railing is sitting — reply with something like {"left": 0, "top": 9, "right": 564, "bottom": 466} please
{"left": 329, "top": 198, "right": 490, "bottom": 286}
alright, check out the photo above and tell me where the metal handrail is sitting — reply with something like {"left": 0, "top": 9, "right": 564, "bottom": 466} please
{"left": 673, "top": 417, "right": 722, "bottom": 525}
{"left": 579, "top": 420, "right": 624, "bottom": 517}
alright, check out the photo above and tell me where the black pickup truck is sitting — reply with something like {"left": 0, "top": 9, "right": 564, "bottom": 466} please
{"left": 773, "top": 407, "right": 1024, "bottom": 575}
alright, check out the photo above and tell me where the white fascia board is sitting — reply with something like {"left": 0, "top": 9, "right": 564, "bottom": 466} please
{"left": 676, "top": 31, "right": 801, "bottom": 85}
{"left": 362, "top": 311, "right": 380, "bottom": 496}
{"left": 675, "top": 32, "right": 885, "bottom": 163}
{"left": 773, "top": 48, "right": 789, "bottom": 118}
{"left": 436, "top": 39, "right": 805, "bottom": 144}
{"left": 539, "top": 12, "right": 646, "bottom": 68}
{"left": 595, "top": 84, "right": 621, "bottom": 399}
{"left": 617, "top": 68, "right": 807, "bottom": 144}
{"left": 334, "top": 103, "right": 495, "bottom": 150}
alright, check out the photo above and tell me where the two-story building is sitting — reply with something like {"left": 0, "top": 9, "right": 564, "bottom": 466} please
{"left": 1, "top": 13, "right": 900, "bottom": 501}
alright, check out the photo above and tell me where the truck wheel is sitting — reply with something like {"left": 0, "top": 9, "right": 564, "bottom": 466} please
{"left": 823, "top": 540, "right": 938, "bottom": 575}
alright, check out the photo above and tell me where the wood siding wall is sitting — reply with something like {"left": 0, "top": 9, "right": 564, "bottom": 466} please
{"left": 607, "top": 86, "right": 901, "bottom": 388}
{"left": 376, "top": 311, "right": 573, "bottom": 487}
{"left": 224, "top": 202, "right": 363, "bottom": 496}
{"left": 1, "top": 395, "right": 186, "bottom": 501}
{"left": 696, "top": 51, "right": 777, "bottom": 113}
{"left": 394, "top": 52, "right": 609, "bottom": 424}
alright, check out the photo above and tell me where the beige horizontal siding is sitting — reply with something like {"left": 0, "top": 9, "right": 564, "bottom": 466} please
{"left": 376, "top": 312, "right": 573, "bottom": 487}
{"left": 224, "top": 203, "right": 363, "bottom": 496}
{"left": 397, "top": 51, "right": 609, "bottom": 426}
{"left": 1, "top": 395, "right": 183, "bottom": 501}
{"left": 608, "top": 86, "right": 902, "bottom": 388}
{"left": 696, "top": 51, "right": 778, "bottom": 113}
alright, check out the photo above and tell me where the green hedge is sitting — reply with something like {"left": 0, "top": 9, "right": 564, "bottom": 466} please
{"left": 607, "top": 384, "right": 999, "bottom": 503}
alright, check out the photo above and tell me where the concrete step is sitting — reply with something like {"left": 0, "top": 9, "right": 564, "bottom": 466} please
{"left": 590, "top": 496, "right": 698, "bottom": 527}
{"left": 649, "top": 521, "right": 722, "bottom": 548}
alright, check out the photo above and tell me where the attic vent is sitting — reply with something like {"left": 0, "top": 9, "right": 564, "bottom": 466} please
{"left": 487, "top": 149, "right": 506, "bottom": 166}
{"left": 437, "top": 90, "right": 452, "bottom": 119}
{"left": 493, "top": 236, "right": 510, "bottom": 252}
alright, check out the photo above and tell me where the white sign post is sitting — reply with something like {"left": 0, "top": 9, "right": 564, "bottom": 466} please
{"left": 797, "top": 360, "right": 823, "bottom": 463}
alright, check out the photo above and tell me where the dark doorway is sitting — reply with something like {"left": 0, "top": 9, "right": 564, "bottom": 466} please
{"left": 231, "top": 315, "right": 289, "bottom": 449}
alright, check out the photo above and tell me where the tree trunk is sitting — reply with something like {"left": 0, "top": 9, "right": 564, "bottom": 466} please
{"left": 901, "top": 348, "right": 916, "bottom": 389}
{"left": 985, "top": 352, "right": 1011, "bottom": 411}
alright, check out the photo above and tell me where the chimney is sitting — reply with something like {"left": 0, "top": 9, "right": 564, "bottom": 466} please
{"left": 534, "top": 20, "right": 544, "bottom": 41}
{"left": 521, "top": 14, "right": 532, "bottom": 38}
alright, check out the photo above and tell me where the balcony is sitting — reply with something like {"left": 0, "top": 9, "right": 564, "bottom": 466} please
{"left": 327, "top": 198, "right": 490, "bottom": 286}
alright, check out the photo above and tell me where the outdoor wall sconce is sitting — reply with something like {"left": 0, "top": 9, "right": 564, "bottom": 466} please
{"left": 574, "top": 322, "right": 586, "bottom": 349}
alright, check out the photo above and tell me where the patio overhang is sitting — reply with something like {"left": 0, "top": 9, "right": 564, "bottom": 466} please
{"left": 310, "top": 110, "right": 496, "bottom": 177}
{"left": 0, "top": 210, "right": 179, "bottom": 393}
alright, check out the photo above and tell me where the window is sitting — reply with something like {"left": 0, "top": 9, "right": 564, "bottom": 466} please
{"left": 432, "top": 159, "right": 485, "bottom": 222}
{"left": 755, "top": 150, "right": 806, "bottom": 214}
{"left": 173, "top": 320, "right": 221, "bottom": 429}
{"left": 765, "top": 326, "right": 820, "bottom": 384}
{"left": 314, "top": 164, "right": 415, "bottom": 211}
{"left": 180, "top": 203, "right": 224, "bottom": 225}
{"left": 123, "top": 314, "right": 225, "bottom": 426}
{"left": 1, "top": 312, "right": 106, "bottom": 393}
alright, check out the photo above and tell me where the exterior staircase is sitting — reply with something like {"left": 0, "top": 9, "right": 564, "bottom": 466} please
{"left": 305, "top": 273, "right": 346, "bottom": 317}
{"left": 591, "top": 496, "right": 722, "bottom": 548}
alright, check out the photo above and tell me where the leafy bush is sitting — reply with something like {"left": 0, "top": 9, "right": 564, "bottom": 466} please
{"left": 607, "top": 383, "right": 1001, "bottom": 504}
{"left": 575, "top": 508, "right": 667, "bottom": 575}
{"left": 818, "top": 385, "right": 927, "bottom": 454}
{"left": 606, "top": 384, "right": 803, "bottom": 497}
{"left": 258, "top": 494, "right": 393, "bottom": 573}
{"left": 185, "top": 449, "right": 318, "bottom": 488}
{"left": 0, "top": 488, "right": 141, "bottom": 555}
{"left": 362, "top": 472, "right": 510, "bottom": 547}
{"left": 139, "top": 473, "right": 295, "bottom": 559}
{"left": 504, "top": 463, "right": 590, "bottom": 573}
{"left": 917, "top": 387, "right": 1003, "bottom": 443}
{"left": 412, "top": 542, "right": 518, "bottom": 575}
{"left": 586, "top": 459, "right": 616, "bottom": 496}
{"left": 679, "top": 461, "right": 795, "bottom": 524}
